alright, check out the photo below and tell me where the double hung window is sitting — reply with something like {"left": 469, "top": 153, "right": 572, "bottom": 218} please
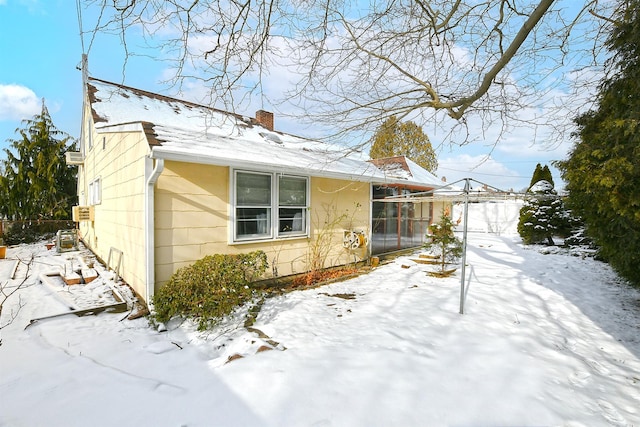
{"left": 235, "top": 172, "right": 272, "bottom": 238}
{"left": 234, "top": 171, "right": 308, "bottom": 241}
{"left": 278, "top": 175, "right": 307, "bottom": 235}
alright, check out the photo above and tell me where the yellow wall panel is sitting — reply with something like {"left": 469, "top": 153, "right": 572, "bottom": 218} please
{"left": 152, "top": 169, "right": 373, "bottom": 291}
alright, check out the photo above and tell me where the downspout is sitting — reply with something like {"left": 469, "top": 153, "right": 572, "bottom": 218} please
{"left": 145, "top": 155, "right": 164, "bottom": 308}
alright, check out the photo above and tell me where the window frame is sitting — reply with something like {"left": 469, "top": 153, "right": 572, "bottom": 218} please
{"left": 234, "top": 171, "right": 273, "bottom": 240}
{"left": 277, "top": 174, "right": 308, "bottom": 237}
{"left": 232, "top": 170, "right": 309, "bottom": 243}
{"left": 88, "top": 177, "right": 102, "bottom": 205}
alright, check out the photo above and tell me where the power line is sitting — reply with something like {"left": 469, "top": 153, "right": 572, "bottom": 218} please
{"left": 437, "top": 167, "right": 531, "bottom": 179}
{"left": 76, "top": 0, "right": 85, "bottom": 55}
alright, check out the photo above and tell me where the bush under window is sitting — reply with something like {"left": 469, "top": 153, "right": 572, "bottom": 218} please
{"left": 152, "top": 251, "right": 268, "bottom": 330}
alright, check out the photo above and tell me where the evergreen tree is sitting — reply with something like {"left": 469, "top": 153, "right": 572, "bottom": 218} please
{"left": 369, "top": 116, "right": 438, "bottom": 172}
{"left": 527, "top": 163, "right": 554, "bottom": 190}
{"left": 0, "top": 100, "right": 77, "bottom": 220}
{"left": 424, "top": 212, "right": 463, "bottom": 274}
{"left": 517, "top": 180, "right": 570, "bottom": 246}
{"left": 556, "top": 0, "right": 640, "bottom": 285}
{"left": 541, "top": 165, "right": 554, "bottom": 187}
{"left": 528, "top": 163, "right": 544, "bottom": 189}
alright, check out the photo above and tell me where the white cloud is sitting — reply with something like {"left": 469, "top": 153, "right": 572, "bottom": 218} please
{"left": 0, "top": 84, "right": 40, "bottom": 121}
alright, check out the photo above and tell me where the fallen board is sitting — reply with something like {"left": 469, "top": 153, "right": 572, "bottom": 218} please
{"left": 25, "top": 302, "right": 128, "bottom": 329}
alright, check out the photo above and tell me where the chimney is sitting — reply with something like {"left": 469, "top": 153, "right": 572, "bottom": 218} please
{"left": 256, "top": 110, "right": 274, "bottom": 131}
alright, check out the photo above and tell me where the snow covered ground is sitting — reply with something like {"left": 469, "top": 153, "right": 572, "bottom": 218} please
{"left": 2, "top": 212, "right": 640, "bottom": 426}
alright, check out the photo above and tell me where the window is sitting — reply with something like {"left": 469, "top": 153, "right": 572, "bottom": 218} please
{"left": 278, "top": 175, "right": 307, "bottom": 235}
{"left": 88, "top": 177, "right": 102, "bottom": 205}
{"left": 234, "top": 171, "right": 308, "bottom": 241}
{"left": 236, "top": 172, "right": 272, "bottom": 238}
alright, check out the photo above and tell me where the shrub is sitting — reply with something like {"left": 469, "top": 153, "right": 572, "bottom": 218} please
{"left": 152, "top": 251, "right": 268, "bottom": 330}
{"left": 424, "top": 212, "right": 463, "bottom": 274}
{"left": 517, "top": 180, "right": 572, "bottom": 246}
{"left": 2, "top": 220, "right": 75, "bottom": 245}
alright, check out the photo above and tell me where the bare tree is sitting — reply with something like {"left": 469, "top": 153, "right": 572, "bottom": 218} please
{"left": 0, "top": 254, "right": 34, "bottom": 334}
{"left": 80, "top": 0, "right": 615, "bottom": 145}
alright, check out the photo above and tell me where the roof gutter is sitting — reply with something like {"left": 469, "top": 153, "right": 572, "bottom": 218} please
{"left": 149, "top": 148, "right": 439, "bottom": 187}
{"left": 144, "top": 156, "right": 164, "bottom": 308}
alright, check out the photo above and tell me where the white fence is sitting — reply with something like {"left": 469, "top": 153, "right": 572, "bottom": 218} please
{"left": 452, "top": 200, "right": 523, "bottom": 235}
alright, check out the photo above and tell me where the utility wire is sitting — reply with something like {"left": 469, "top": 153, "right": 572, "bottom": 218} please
{"left": 76, "top": 0, "right": 85, "bottom": 55}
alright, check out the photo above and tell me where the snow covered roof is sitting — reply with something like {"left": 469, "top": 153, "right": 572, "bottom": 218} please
{"left": 87, "top": 78, "right": 441, "bottom": 187}
{"left": 368, "top": 156, "right": 442, "bottom": 187}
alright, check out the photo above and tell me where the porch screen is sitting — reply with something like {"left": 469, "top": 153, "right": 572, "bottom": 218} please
{"left": 371, "top": 185, "right": 432, "bottom": 255}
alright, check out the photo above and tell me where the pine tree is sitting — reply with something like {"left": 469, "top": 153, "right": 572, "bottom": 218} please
{"left": 556, "top": 0, "right": 640, "bottom": 284}
{"left": 518, "top": 182, "right": 565, "bottom": 245}
{"left": 541, "top": 165, "right": 554, "bottom": 188}
{"left": 0, "top": 100, "right": 77, "bottom": 220}
{"left": 527, "top": 163, "right": 554, "bottom": 190}
{"left": 424, "top": 212, "right": 463, "bottom": 274}
{"left": 528, "top": 163, "right": 544, "bottom": 189}
{"left": 369, "top": 116, "right": 438, "bottom": 172}
{"left": 518, "top": 165, "right": 570, "bottom": 246}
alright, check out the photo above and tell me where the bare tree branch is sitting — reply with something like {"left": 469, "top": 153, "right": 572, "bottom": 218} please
{"left": 0, "top": 254, "right": 34, "bottom": 331}
{"left": 80, "top": 0, "right": 614, "bottom": 146}
{"left": 449, "top": 0, "right": 555, "bottom": 119}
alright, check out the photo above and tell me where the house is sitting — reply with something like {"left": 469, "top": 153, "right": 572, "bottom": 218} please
{"left": 68, "top": 76, "right": 445, "bottom": 304}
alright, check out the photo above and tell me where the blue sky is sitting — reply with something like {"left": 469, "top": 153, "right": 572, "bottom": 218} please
{"left": 0, "top": 1, "right": 592, "bottom": 191}
{"left": 0, "top": 0, "right": 160, "bottom": 143}
{"left": 0, "top": 1, "right": 83, "bottom": 141}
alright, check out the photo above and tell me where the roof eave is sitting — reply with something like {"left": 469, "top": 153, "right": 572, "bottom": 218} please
{"left": 95, "top": 122, "right": 145, "bottom": 134}
{"left": 150, "top": 147, "right": 387, "bottom": 183}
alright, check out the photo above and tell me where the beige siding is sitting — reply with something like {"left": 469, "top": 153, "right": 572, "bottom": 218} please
{"left": 78, "top": 111, "right": 149, "bottom": 298}
{"left": 153, "top": 165, "right": 372, "bottom": 292}
{"left": 432, "top": 200, "right": 448, "bottom": 221}
{"left": 154, "top": 161, "right": 230, "bottom": 291}
{"left": 307, "top": 177, "right": 370, "bottom": 268}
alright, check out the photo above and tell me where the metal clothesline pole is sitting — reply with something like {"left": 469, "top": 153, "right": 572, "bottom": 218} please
{"left": 378, "top": 177, "right": 526, "bottom": 315}
{"left": 459, "top": 178, "right": 470, "bottom": 315}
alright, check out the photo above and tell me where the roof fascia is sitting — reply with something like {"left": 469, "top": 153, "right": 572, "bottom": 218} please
{"left": 150, "top": 147, "right": 390, "bottom": 183}
{"left": 95, "top": 123, "right": 145, "bottom": 134}
{"left": 150, "top": 148, "right": 445, "bottom": 187}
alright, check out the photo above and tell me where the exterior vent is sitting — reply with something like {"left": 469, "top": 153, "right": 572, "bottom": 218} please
{"left": 259, "top": 132, "right": 283, "bottom": 144}
{"left": 72, "top": 205, "right": 95, "bottom": 222}
{"left": 65, "top": 151, "right": 84, "bottom": 165}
